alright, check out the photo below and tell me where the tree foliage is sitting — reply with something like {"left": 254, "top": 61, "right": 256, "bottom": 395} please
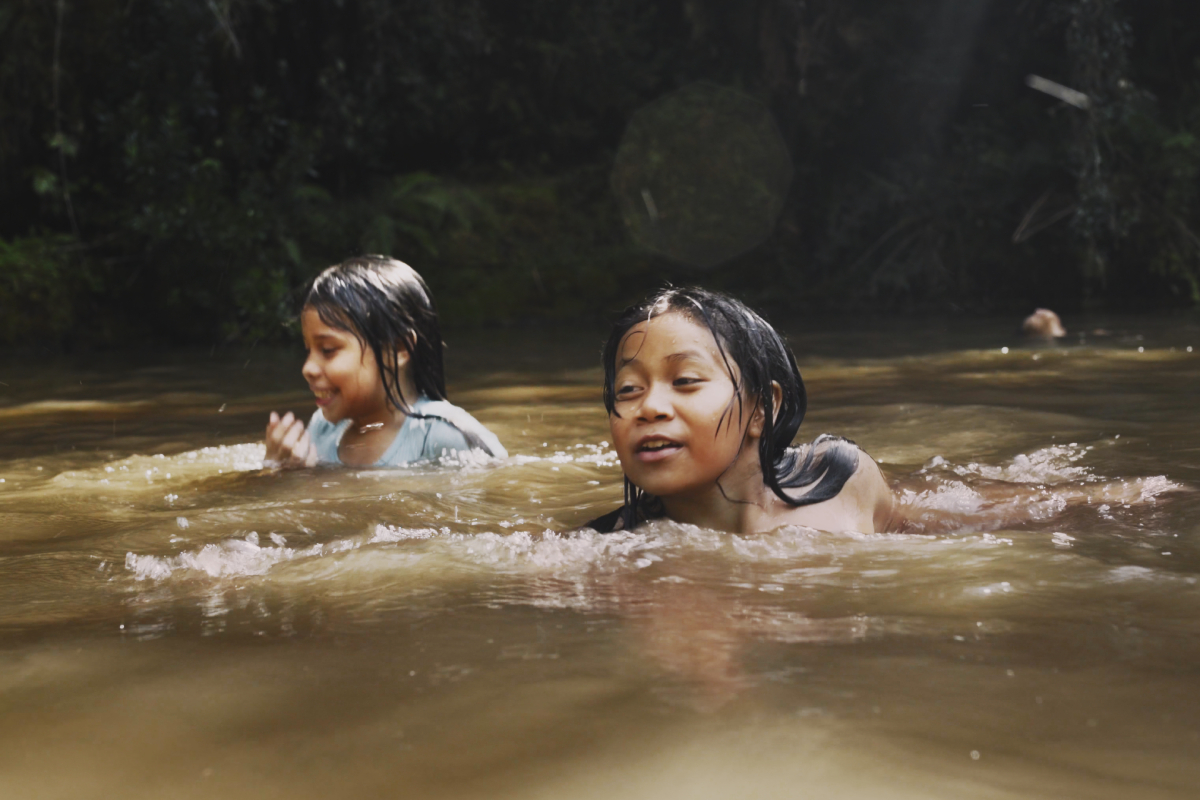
{"left": 2, "top": 0, "right": 1200, "bottom": 346}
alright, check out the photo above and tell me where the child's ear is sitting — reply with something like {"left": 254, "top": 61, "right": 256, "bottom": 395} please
{"left": 392, "top": 332, "right": 418, "bottom": 368}
{"left": 748, "top": 382, "right": 783, "bottom": 438}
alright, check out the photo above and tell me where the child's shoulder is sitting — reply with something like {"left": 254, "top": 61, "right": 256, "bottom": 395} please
{"left": 776, "top": 436, "right": 894, "bottom": 533}
{"left": 405, "top": 398, "right": 508, "bottom": 460}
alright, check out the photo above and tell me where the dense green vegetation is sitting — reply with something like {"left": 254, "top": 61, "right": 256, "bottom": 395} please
{"left": 3, "top": 0, "right": 1200, "bottom": 346}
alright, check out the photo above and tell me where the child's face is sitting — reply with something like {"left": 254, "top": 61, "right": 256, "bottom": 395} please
{"left": 609, "top": 311, "right": 757, "bottom": 501}
{"left": 300, "top": 308, "right": 389, "bottom": 425}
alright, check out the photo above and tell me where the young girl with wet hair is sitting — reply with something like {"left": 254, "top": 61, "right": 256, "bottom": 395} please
{"left": 264, "top": 255, "right": 506, "bottom": 468}
{"left": 588, "top": 286, "right": 895, "bottom": 533}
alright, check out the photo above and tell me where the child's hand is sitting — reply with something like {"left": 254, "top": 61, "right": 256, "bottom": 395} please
{"left": 264, "top": 411, "right": 318, "bottom": 469}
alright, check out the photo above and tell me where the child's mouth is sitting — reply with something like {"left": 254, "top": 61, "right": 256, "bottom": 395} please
{"left": 635, "top": 438, "right": 682, "bottom": 462}
{"left": 312, "top": 389, "right": 337, "bottom": 407}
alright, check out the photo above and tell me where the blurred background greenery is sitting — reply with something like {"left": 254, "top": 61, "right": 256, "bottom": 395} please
{"left": 3, "top": 0, "right": 1200, "bottom": 347}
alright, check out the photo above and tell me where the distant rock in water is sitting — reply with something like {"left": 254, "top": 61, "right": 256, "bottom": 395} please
{"left": 1021, "top": 308, "right": 1066, "bottom": 338}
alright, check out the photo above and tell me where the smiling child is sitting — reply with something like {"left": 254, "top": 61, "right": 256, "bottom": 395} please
{"left": 264, "top": 256, "right": 506, "bottom": 468}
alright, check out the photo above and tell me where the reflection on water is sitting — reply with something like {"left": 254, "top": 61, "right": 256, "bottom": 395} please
{"left": 2, "top": 317, "right": 1200, "bottom": 799}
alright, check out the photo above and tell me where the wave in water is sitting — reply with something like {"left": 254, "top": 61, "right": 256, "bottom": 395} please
{"left": 125, "top": 521, "right": 974, "bottom": 584}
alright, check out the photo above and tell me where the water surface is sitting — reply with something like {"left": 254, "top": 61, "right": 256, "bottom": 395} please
{"left": 2, "top": 316, "right": 1199, "bottom": 799}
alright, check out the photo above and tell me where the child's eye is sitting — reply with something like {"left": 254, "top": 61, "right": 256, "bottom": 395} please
{"left": 673, "top": 376, "right": 703, "bottom": 387}
{"left": 615, "top": 384, "right": 640, "bottom": 397}
{"left": 321, "top": 347, "right": 338, "bottom": 357}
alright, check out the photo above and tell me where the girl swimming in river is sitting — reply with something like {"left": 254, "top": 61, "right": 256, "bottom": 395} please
{"left": 587, "top": 287, "right": 1170, "bottom": 534}
{"left": 264, "top": 256, "right": 506, "bottom": 468}
{"left": 587, "top": 286, "right": 893, "bottom": 533}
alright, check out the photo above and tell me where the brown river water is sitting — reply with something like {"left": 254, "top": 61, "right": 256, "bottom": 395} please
{"left": 1, "top": 316, "right": 1199, "bottom": 799}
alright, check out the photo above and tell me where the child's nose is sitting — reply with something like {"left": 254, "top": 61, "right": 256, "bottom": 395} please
{"left": 301, "top": 355, "right": 320, "bottom": 381}
{"left": 637, "top": 382, "right": 674, "bottom": 420}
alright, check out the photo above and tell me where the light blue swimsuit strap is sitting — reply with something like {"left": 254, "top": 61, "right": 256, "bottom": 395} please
{"left": 400, "top": 398, "right": 507, "bottom": 460}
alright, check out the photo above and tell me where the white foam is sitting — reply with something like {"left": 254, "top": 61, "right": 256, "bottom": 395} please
{"left": 899, "top": 483, "right": 986, "bottom": 514}
{"left": 508, "top": 443, "right": 620, "bottom": 469}
{"left": 433, "top": 528, "right": 670, "bottom": 573}
{"left": 126, "top": 536, "right": 323, "bottom": 580}
{"left": 1136, "top": 475, "right": 1177, "bottom": 500}
{"left": 924, "top": 444, "right": 1094, "bottom": 484}
{"left": 434, "top": 447, "right": 503, "bottom": 469}
{"left": 127, "top": 520, "right": 930, "bottom": 584}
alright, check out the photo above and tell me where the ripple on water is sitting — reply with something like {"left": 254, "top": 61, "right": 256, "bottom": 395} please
{"left": 53, "top": 444, "right": 268, "bottom": 490}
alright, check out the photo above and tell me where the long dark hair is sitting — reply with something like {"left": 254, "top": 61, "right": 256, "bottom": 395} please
{"left": 602, "top": 286, "right": 858, "bottom": 529}
{"left": 305, "top": 255, "right": 447, "bottom": 412}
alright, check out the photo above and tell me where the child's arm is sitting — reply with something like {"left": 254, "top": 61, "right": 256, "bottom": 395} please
{"left": 264, "top": 411, "right": 318, "bottom": 469}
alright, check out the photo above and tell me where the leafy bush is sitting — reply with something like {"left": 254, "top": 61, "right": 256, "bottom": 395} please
{"left": 0, "top": 235, "right": 89, "bottom": 344}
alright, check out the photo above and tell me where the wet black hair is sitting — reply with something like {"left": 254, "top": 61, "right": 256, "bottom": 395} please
{"left": 305, "top": 255, "right": 447, "bottom": 412}
{"left": 601, "top": 286, "right": 858, "bottom": 530}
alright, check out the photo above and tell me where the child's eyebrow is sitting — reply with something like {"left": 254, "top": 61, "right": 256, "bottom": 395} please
{"left": 617, "top": 349, "right": 707, "bottom": 369}
{"left": 308, "top": 332, "right": 344, "bottom": 344}
{"left": 665, "top": 350, "right": 708, "bottom": 364}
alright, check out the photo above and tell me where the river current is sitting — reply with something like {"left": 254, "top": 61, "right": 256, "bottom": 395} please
{"left": 2, "top": 316, "right": 1199, "bottom": 799}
